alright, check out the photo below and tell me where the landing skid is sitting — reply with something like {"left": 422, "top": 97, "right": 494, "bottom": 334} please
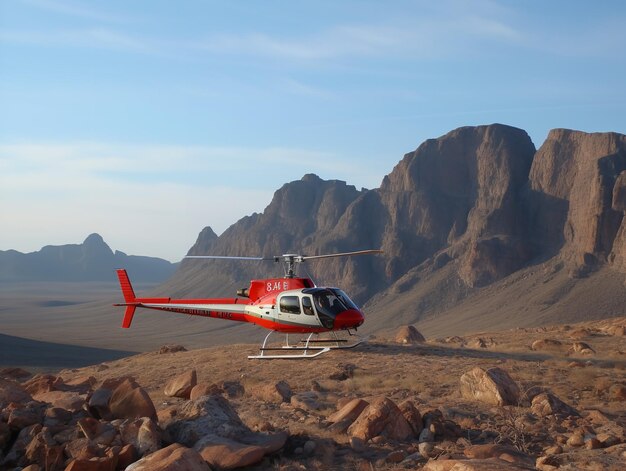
{"left": 248, "top": 330, "right": 368, "bottom": 360}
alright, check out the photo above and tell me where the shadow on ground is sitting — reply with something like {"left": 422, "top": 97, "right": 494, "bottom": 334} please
{"left": 0, "top": 333, "right": 136, "bottom": 371}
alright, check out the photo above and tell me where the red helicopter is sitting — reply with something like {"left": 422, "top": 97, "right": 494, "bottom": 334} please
{"left": 114, "top": 250, "right": 382, "bottom": 359}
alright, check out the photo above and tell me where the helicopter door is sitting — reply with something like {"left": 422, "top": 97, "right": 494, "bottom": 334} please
{"left": 301, "top": 295, "right": 323, "bottom": 327}
{"left": 278, "top": 294, "right": 320, "bottom": 328}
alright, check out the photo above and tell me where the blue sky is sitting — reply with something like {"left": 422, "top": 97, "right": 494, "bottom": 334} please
{"left": 1, "top": 0, "right": 625, "bottom": 261}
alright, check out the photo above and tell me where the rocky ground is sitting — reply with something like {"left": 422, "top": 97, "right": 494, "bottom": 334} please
{"left": 1, "top": 317, "right": 625, "bottom": 470}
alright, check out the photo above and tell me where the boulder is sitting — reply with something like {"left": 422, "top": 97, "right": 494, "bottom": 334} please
{"left": 166, "top": 395, "right": 286, "bottom": 468}
{"left": 22, "top": 374, "right": 59, "bottom": 396}
{"left": 24, "top": 430, "right": 64, "bottom": 470}
{"left": 63, "top": 375, "right": 97, "bottom": 393}
{"left": 164, "top": 369, "right": 197, "bottom": 399}
{"left": 190, "top": 383, "right": 222, "bottom": 400}
{"left": 459, "top": 367, "right": 520, "bottom": 406}
{"left": 87, "top": 388, "right": 113, "bottom": 420}
{"left": 109, "top": 379, "right": 157, "bottom": 421}
{"left": 347, "top": 396, "right": 413, "bottom": 442}
{"left": 1, "top": 423, "right": 41, "bottom": 468}
{"left": 0, "top": 367, "right": 31, "bottom": 380}
{"left": 255, "top": 380, "right": 292, "bottom": 403}
{"left": 568, "top": 341, "right": 595, "bottom": 356}
{"left": 195, "top": 433, "right": 287, "bottom": 470}
{"left": 531, "top": 392, "right": 579, "bottom": 418}
{"left": 32, "top": 390, "right": 86, "bottom": 412}
{"left": 76, "top": 417, "right": 116, "bottom": 446}
{"left": 8, "top": 403, "right": 45, "bottom": 430}
{"left": 0, "top": 377, "right": 32, "bottom": 407}
{"left": 327, "top": 398, "right": 369, "bottom": 433}
{"left": 399, "top": 400, "right": 423, "bottom": 436}
{"left": 65, "top": 456, "right": 119, "bottom": 471}
{"left": 119, "top": 417, "right": 161, "bottom": 456}
{"left": 166, "top": 395, "right": 257, "bottom": 446}
{"left": 158, "top": 344, "right": 188, "bottom": 354}
{"left": 464, "top": 444, "right": 534, "bottom": 467}
{"left": 290, "top": 391, "right": 322, "bottom": 411}
{"left": 126, "top": 443, "right": 209, "bottom": 470}
{"left": 395, "top": 325, "right": 426, "bottom": 344}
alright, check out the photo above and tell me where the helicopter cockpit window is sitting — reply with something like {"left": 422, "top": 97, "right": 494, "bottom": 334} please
{"left": 279, "top": 296, "right": 301, "bottom": 314}
{"left": 329, "top": 289, "right": 358, "bottom": 310}
{"left": 302, "top": 296, "right": 314, "bottom": 316}
{"left": 313, "top": 291, "right": 346, "bottom": 316}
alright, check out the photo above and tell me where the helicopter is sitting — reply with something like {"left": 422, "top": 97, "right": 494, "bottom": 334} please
{"left": 114, "top": 249, "right": 382, "bottom": 359}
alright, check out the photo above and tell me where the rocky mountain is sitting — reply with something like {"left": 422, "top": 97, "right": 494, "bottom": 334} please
{"left": 161, "top": 123, "right": 626, "bottom": 336}
{"left": 0, "top": 234, "right": 177, "bottom": 283}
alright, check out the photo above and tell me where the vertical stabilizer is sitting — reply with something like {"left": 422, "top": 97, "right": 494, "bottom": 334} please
{"left": 116, "top": 269, "right": 137, "bottom": 328}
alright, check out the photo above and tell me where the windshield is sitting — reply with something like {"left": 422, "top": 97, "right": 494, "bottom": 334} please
{"left": 302, "top": 288, "right": 348, "bottom": 329}
{"left": 329, "top": 288, "right": 359, "bottom": 310}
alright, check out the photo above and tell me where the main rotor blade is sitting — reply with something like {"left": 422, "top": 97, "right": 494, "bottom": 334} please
{"left": 185, "top": 255, "right": 272, "bottom": 261}
{"left": 301, "top": 249, "right": 383, "bottom": 261}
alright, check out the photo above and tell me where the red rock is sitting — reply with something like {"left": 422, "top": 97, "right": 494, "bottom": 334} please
{"left": 386, "top": 450, "right": 406, "bottom": 463}
{"left": 531, "top": 392, "right": 579, "bottom": 418}
{"left": 8, "top": 404, "right": 44, "bottom": 430}
{"left": 194, "top": 432, "right": 287, "bottom": 470}
{"left": 189, "top": 383, "right": 222, "bottom": 400}
{"left": 327, "top": 398, "right": 369, "bottom": 433}
{"left": 0, "top": 377, "right": 32, "bottom": 407}
{"left": 116, "top": 443, "right": 137, "bottom": 469}
{"left": 65, "top": 455, "right": 118, "bottom": 471}
{"left": 395, "top": 325, "right": 425, "bottom": 344}
{"left": 22, "top": 374, "right": 58, "bottom": 396}
{"left": 195, "top": 437, "right": 266, "bottom": 469}
{"left": 65, "top": 437, "right": 102, "bottom": 461}
{"left": 63, "top": 375, "right": 97, "bottom": 393}
{"left": 399, "top": 400, "right": 423, "bottom": 436}
{"left": 348, "top": 396, "right": 413, "bottom": 442}
{"left": 109, "top": 379, "right": 156, "bottom": 421}
{"left": 125, "top": 443, "right": 210, "bottom": 470}
{"left": 0, "top": 367, "right": 31, "bottom": 379}
{"left": 87, "top": 388, "right": 113, "bottom": 420}
{"left": 164, "top": 369, "right": 197, "bottom": 399}
{"left": 255, "top": 380, "right": 292, "bottom": 403}
{"left": 32, "top": 391, "right": 85, "bottom": 412}
{"left": 460, "top": 367, "right": 520, "bottom": 406}
{"left": 158, "top": 344, "right": 187, "bottom": 354}
{"left": 119, "top": 417, "right": 161, "bottom": 456}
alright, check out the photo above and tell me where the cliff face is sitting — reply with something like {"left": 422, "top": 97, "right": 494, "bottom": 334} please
{"left": 529, "top": 130, "right": 626, "bottom": 277}
{"left": 165, "top": 124, "right": 626, "bottom": 328}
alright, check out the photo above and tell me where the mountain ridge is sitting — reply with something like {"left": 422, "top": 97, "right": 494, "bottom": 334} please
{"left": 0, "top": 233, "right": 177, "bottom": 283}
{"left": 161, "top": 123, "right": 626, "bottom": 336}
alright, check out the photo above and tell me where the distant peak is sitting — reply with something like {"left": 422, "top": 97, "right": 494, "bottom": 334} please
{"left": 301, "top": 173, "right": 322, "bottom": 182}
{"left": 199, "top": 226, "right": 218, "bottom": 240}
{"left": 83, "top": 233, "right": 105, "bottom": 245}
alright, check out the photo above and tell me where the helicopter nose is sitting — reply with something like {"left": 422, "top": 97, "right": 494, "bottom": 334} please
{"left": 334, "top": 309, "right": 364, "bottom": 329}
